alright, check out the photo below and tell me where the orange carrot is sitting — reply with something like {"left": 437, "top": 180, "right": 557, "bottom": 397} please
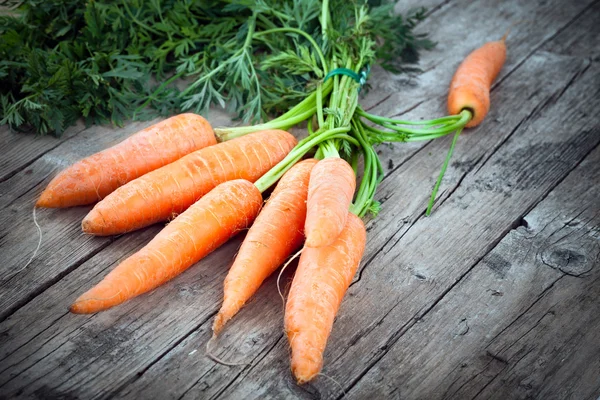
{"left": 36, "top": 114, "right": 216, "bottom": 208}
{"left": 304, "top": 157, "right": 356, "bottom": 248}
{"left": 81, "top": 130, "right": 297, "bottom": 236}
{"left": 70, "top": 179, "right": 263, "bottom": 314}
{"left": 212, "top": 158, "right": 318, "bottom": 335}
{"left": 285, "top": 212, "right": 366, "bottom": 383}
{"left": 447, "top": 36, "right": 507, "bottom": 127}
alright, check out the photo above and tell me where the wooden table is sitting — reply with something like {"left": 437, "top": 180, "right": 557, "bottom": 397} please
{"left": 1, "top": 0, "right": 599, "bottom": 398}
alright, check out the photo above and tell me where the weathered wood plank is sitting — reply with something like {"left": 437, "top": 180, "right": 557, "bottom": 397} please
{"left": 541, "top": 0, "right": 600, "bottom": 59}
{"left": 358, "top": 0, "right": 451, "bottom": 111}
{"left": 346, "top": 139, "right": 600, "bottom": 400}
{"left": 217, "top": 56, "right": 600, "bottom": 399}
{"left": 0, "top": 229, "right": 266, "bottom": 399}
{"left": 0, "top": 0, "right": 598, "bottom": 399}
{"left": 113, "top": 1, "right": 600, "bottom": 397}
{"left": 368, "top": 0, "right": 596, "bottom": 120}
{"left": 0, "top": 121, "right": 158, "bottom": 321}
{"left": 115, "top": 52, "right": 593, "bottom": 400}
{"left": 0, "top": 122, "right": 87, "bottom": 183}
{"left": 0, "top": 111, "right": 234, "bottom": 321}
{"left": 118, "top": 17, "right": 598, "bottom": 400}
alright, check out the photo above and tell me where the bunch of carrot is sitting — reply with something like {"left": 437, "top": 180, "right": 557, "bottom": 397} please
{"left": 208, "top": 35, "right": 507, "bottom": 382}
{"left": 35, "top": 0, "right": 507, "bottom": 385}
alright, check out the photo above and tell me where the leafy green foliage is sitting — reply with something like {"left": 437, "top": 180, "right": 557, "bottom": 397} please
{"left": 1, "top": 0, "right": 432, "bottom": 135}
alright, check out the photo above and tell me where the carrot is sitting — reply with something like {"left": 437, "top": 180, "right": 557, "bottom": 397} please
{"left": 81, "top": 129, "right": 297, "bottom": 236}
{"left": 425, "top": 36, "right": 508, "bottom": 216}
{"left": 285, "top": 212, "right": 366, "bottom": 383}
{"left": 212, "top": 158, "right": 318, "bottom": 335}
{"left": 304, "top": 157, "right": 356, "bottom": 248}
{"left": 447, "top": 36, "right": 507, "bottom": 127}
{"left": 36, "top": 113, "right": 216, "bottom": 208}
{"left": 70, "top": 179, "right": 263, "bottom": 314}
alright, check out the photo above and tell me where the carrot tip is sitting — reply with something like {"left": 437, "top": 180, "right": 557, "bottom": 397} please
{"left": 69, "top": 302, "right": 85, "bottom": 314}
{"left": 36, "top": 192, "right": 53, "bottom": 208}
{"left": 212, "top": 313, "right": 225, "bottom": 336}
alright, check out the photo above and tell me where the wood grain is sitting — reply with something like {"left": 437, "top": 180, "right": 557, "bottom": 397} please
{"left": 0, "top": 110, "right": 234, "bottom": 321}
{"left": 0, "top": 0, "right": 599, "bottom": 398}
{"left": 347, "top": 135, "right": 600, "bottom": 400}
{"left": 0, "top": 122, "right": 86, "bottom": 183}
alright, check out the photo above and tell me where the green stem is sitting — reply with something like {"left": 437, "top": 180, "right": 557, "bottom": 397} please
{"left": 321, "top": 140, "right": 340, "bottom": 158}
{"left": 357, "top": 107, "right": 462, "bottom": 127}
{"left": 349, "top": 117, "right": 383, "bottom": 217}
{"left": 316, "top": 83, "right": 325, "bottom": 128}
{"left": 367, "top": 109, "right": 472, "bottom": 142}
{"left": 271, "top": 79, "right": 332, "bottom": 123}
{"left": 425, "top": 126, "right": 463, "bottom": 216}
{"left": 254, "top": 127, "right": 355, "bottom": 192}
{"left": 315, "top": 147, "right": 324, "bottom": 160}
{"left": 215, "top": 107, "right": 315, "bottom": 141}
{"left": 214, "top": 79, "right": 334, "bottom": 141}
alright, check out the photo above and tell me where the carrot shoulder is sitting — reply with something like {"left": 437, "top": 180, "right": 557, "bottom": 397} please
{"left": 82, "top": 129, "right": 297, "bottom": 236}
{"left": 304, "top": 157, "right": 356, "bottom": 248}
{"left": 447, "top": 38, "right": 506, "bottom": 127}
{"left": 213, "top": 158, "right": 318, "bottom": 335}
{"left": 285, "top": 212, "right": 366, "bottom": 383}
{"left": 37, "top": 113, "right": 216, "bottom": 208}
{"left": 70, "top": 179, "right": 263, "bottom": 314}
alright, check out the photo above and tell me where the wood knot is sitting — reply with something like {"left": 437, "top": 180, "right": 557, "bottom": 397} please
{"left": 541, "top": 246, "right": 591, "bottom": 277}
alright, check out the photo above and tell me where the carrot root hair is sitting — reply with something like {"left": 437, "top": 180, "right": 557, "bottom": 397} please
{"left": 69, "top": 291, "right": 123, "bottom": 314}
{"left": 205, "top": 335, "right": 251, "bottom": 367}
{"left": 17, "top": 206, "right": 43, "bottom": 276}
{"left": 277, "top": 248, "right": 304, "bottom": 306}
{"left": 501, "top": 19, "right": 530, "bottom": 42}
{"left": 316, "top": 373, "right": 346, "bottom": 397}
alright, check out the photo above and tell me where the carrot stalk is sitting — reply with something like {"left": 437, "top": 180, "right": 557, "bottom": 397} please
{"left": 425, "top": 36, "right": 507, "bottom": 215}
{"left": 213, "top": 159, "right": 318, "bottom": 335}
{"left": 285, "top": 212, "right": 366, "bottom": 383}
{"left": 81, "top": 129, "right": 296, "bottom": 236}
{"left": 425, "top": 126, "right": 463, "bottom": 216}
{"left": 37, "top": 114, "right": 216, "bottom": 208}
{"left": 70, "top": 179, "right": 263, "bottom": 314}
{"left": 304, "top": 157, "right": 356, "bottom": 247}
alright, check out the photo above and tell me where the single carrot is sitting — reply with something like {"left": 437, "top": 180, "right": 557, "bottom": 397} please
{"left": 447, "top": 36, "right": 507, "bottom": 127}
{"left": 285, "top": 212, "right": 366, "bottom": 383}
{"left": 70, "top": 179, "right": 263, "bottom": 314}
{"left": 304, "top": 157, "right": 356, "bottom": 248}
{"left": 82, "top": 129, "right": 297, "bottom": 236}
{"left": 36, "top": 113, "right": 216, "bottom": 208}
{"left": 213, "top": 158, "right": 318, "bottom": 335}
{"left": 426, "top": 36, "right": 508, "bottom": 216}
